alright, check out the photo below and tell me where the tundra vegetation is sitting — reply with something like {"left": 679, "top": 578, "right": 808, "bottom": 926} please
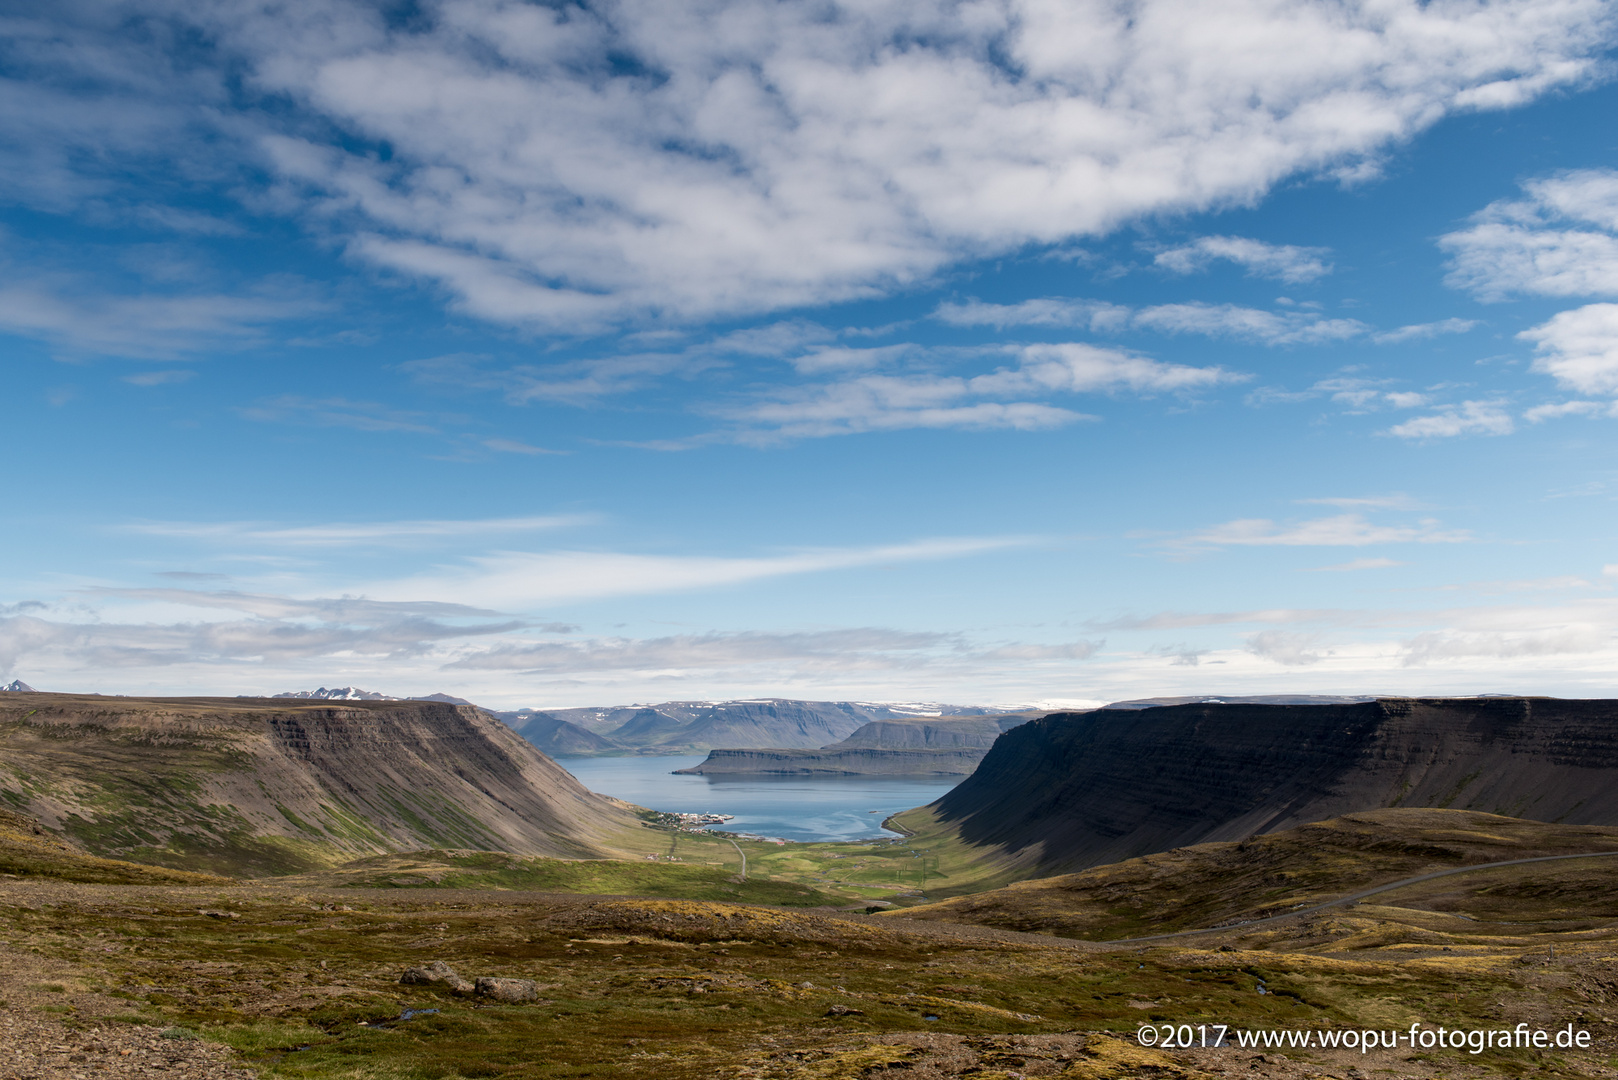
{"left": 3, "top": 695, "right": 1617, "bottom": 1078}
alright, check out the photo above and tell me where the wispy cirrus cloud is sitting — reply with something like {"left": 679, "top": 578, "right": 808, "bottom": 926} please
{"left": 240, "top": 395, "right": 442, "bottom": 434}
{"left": 0, "top": 276, "right": 326, "bottom": 359}
{"left": 1304, "top": 557, "right": 1406, "bottom": 572}
{"left": 1248, "top": 376, "right": 1430, "bottom": 411}
{"left": 371, "top": 536, "right": 1034, "bottom": 609}
{"left": 1180, "top": 513, "right": 1469, "bottom": 548}
{"left": 1370, "top": 318, "right": 1479, "bottom": 344}
{"left": 1297, "top": 494, "right": 1423, "bottom": 510}
{"left": 934, "top": 297, "right": 1365, "bottom": 345}
{"left": 1524, "top": 399, "right": 1617, "bottom": 422}
{"left": 1153, "top": 236, "right": 1333, "bottom": 283}
{"left": 122, "top": 514, "right": 594, "bottom": 547}
{"left": 0, "top": 609, "right": 517, "bottom": 672}
{"left": 1131, "top": 303, "right": 1367, "bottom": 345}
{"left": 726, "top": 343, "right": 1237, "bottom": 441}
{"left": 447, "top": 628, "right": 1102, "bottom": 674}
{"left": 84, "top": 587, "right": 510, "bottom": 622}
{"left": 932, "top": 298, "right": 1132, "bottom": 332}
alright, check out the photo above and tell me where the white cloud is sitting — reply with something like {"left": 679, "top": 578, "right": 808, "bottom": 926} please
{"left": 240, "top": 395, "right": 440, "bottom": 433}
{"left": 1443, "top": 170, "right": 1618, "bottom": 300}
{"left": 1384, "top": 400, "right": 1514, "bottom": 439}
{"left": 730, "top": 343, "right": 1235, "bottom": 440}
{"left": 0, "top": 608, "right": 516, "bottom": 672}
{"left": 1251, "top": 377, "right": 1429, "bottom": 410}
{"left": 371, "top": 536, "right": 1032, "bottom": 609}
{"left": 12, "top": 0, "right": 1611, "bottom": 330}
{"left": 1154, "top": 236, "right": 1332, "bottom": 283}
{"left": 935, "top": 297, "right": 1364, "bottom": 345}
{"left": 1095, "top": 609, "right": 1340, "bottom": 631}
{"left": 1524, "top": 399, "right": 1612, "bottom": 422}
{"left": 1246, "top": 630, "right": 1329, "bottom": 665}
{"left": 932, "top": 298, "right": 1131, "bottom": 331}
{"left": 86, "top": 588, "right": 509, "bottom": 622}
{"left": 123, "top": 514, "right": 593, "bottom": 547}
{"left": 1519, "top": 302, "right": 1618, "bottom": 395}
{"left": 1131, "top": 303, "right": 1367, "bottom": 344}
{"left": 1371, "top": 318, "right": 1479, "bottom": 344}
{"left": 1184, "top": 513, "right": 1468, "bottom": 547}
{"left": 122, "top": 369, "right": 196, "bottom": 386}
{"left": 481, "top": 437, "right": 566, "bottom": 455}
{"left": 1297, "top": 494, "right": 1421, "bottom": 510}
{"left": 1305, "top": 557, "right": 1405, "bottom": 571}
{"left": 0, "top": 277, "right": 324, "bottom": 359}
{"left": 403, "top": 351, "right": 713, "bottom": 405}
{"left": 1318, "top": 378, "right": 1430, "bottom": 410}
{"left": 1401, "top": 628, "right": 1606, "bottom": 665}
{"left": 446, "top": 628, "right": 963, "bottom": 673}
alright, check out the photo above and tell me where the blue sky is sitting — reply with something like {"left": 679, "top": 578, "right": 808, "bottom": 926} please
{"left": 6, "top": 0, "right": 1618, "bottom": 707}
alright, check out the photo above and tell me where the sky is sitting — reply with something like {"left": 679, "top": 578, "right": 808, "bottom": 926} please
{"left": 6, "top": 0, "right": 1618, "bottom": 708}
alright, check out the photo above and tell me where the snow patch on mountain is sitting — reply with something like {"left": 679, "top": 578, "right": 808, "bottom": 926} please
{"left": 273, "top": 686, "right": 396, "bottom": 701}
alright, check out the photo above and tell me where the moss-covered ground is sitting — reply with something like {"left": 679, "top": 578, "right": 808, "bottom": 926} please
{"left": 2, "top": 875, "right": 1615, "bottom": 1079}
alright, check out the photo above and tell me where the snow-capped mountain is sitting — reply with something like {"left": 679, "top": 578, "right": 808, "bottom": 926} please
{"left": 270, "top": 687, "right": 476, "bottom": 705}
{"left": 273, "top": 687, "right": 396, "bottom": 701}
{"left": 1, "top": 680, "right": 37, "bottom": 692}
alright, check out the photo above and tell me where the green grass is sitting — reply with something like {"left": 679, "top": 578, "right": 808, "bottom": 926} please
{"left": 299, "top": 849, "right": 839, "bottom": 906}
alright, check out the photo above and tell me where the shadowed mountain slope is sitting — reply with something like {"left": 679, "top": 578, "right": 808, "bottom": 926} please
{"left": 0, "top": 693, "right": 641, "bottom": 876}
{"left": 896, "top": 808, "right": 1618, "bottom": 940}
{"left": 515, "top": 713, "right": 622, "bottom": 755}
{"left": 893, "top": 697, "right": 1618, "bottom": 879}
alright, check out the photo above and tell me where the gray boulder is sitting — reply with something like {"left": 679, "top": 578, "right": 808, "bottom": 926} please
{"left": 400, "top": 960, "right": 473, "bottom": 994}
{"left": 474, "top": 976, "right": 538, "bottom": 1004}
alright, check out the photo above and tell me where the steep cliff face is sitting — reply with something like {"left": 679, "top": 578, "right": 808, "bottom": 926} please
{"left": 919, "top": 697, "right": 1618, "bottom": 876}
{"left": 0, "top": 694, "right": 640, "bottom": 875}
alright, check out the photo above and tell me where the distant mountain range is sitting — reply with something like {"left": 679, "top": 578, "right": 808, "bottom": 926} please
{"left": 676, "top": 712, "right": 1046, "bottom": 775}
{"left": 1, "top": 680, "right": 37, "bottom": 692}
{"left": 495, "top": 699, "right": 1002, "bottom": 755}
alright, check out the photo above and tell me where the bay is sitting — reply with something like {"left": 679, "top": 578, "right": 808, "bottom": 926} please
{"left": 555, "top": 754, "right": 960, "bottom": 843}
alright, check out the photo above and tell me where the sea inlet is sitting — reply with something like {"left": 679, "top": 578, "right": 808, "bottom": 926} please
{"left": 554, "top": 754, "right": 960, "bottom": 843}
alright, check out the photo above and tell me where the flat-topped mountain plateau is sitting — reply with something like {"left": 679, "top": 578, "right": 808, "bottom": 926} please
{"left": 0, "top": 692, "right": 642, "bottom": 875}
{"left": 674, "top": 712, "right": 1044, "bottom": 776}
{"left": 893, "top": 696, "right": 1618, "bottom": 885}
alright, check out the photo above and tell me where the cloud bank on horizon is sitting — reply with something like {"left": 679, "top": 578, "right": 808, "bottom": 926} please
{"left": 5, "top": 0, "right": 1618, "bottom": 705}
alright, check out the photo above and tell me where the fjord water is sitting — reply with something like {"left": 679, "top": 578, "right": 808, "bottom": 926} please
{"left": 555, "top": 755, "right": 960, "bottom": 842}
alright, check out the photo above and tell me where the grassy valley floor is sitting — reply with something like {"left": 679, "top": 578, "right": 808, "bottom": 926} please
{"left": 2, "top": 862, "right": 1617, "bottom": 1078}
{"left": 4, "top": 809, "right": 1618, "bottom": 1078}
